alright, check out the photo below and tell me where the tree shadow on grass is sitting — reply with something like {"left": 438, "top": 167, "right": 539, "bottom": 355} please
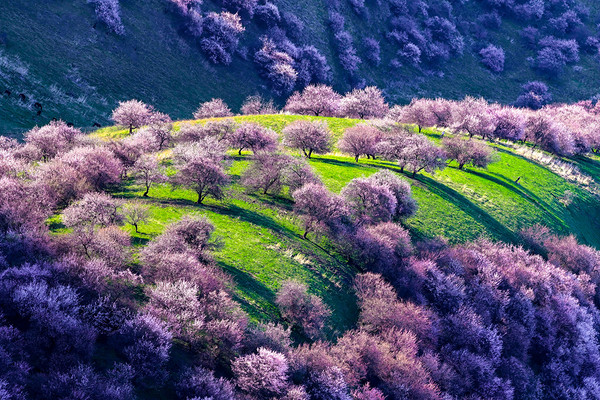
{"left": 413, "top": 174, "right": 519, "bottom": 244}
{"left": 313, "top": 157, "right": 376, "bottom": 171}
{"left": 217, "top": 261, "right": 278, "bottom": 321}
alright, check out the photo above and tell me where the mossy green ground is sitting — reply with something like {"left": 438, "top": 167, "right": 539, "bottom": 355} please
{"left": 71, "top": 114, "right": 600, "bottom": 330}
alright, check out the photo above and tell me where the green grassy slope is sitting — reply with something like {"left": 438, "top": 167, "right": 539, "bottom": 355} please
{"left": 2, "top": 0, "right": 600, "bottom": 134}
{"left": 81, "top": 114, "right": 600, "bottom": 331}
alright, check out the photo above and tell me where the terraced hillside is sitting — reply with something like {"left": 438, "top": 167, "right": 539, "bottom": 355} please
{"left": 77, "top": 114, "right": 600, "bottom": 329}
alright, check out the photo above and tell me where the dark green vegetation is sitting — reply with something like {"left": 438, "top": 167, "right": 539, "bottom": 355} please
{"left": 84, "top": 114, "right": 600, "bottom": 327}
{"left": 2, "top": 0, "right": 600, "bottom": 133}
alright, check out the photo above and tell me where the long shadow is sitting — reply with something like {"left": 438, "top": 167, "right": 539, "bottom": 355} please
{"left": 217, "top": 261, "right": 278, "bottom": 320}
{"left": 147, "top": 195, "right": 301, "bottom": 240}
{"left": 313, "top": 157, "right": 375, "bottom": 170}
{"left": 414, "top": 174, "right": 519, "bottom": 243}
{"left": 469, "top": 169, "right": 570, "bottom": 232}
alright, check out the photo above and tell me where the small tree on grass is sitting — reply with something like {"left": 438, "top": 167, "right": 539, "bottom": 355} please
{"left": 122, "top": 203, "right": 150, "bottom": 233}
{"left": 368, "top": 169, "right": 417, "bottom": 219}
{"left": 337, "top": 125, "right": 382, "bottom": 162}
{"left": 341, "top": 177, "right": 397, "bottom": 224}
{"left": 442, "top": 136, "right": 495, "bottom": 170}
{"left": 282, "top": 120, "right": 332, "bottom": 158}
{"left": 275, "top": 280, "right": 331, "bottom": 339}
{"left": 397, "top": 135, "right": 446, "bottom": 177}
{"left": 112, "top": 100, "right": 154, "bottom": 133}
{"left": 338, "top": 86, "right": 388, "bottom": 119}
{"left": 172, "top": 142, "right": 230, "bottom": 204}
{"left": 132, "top": 155, "right": 167, "bottom": 197}
{"left": 193, "top": 98, "right": 234, "bottom": 119}
{"left": 391, "top": 99, "right": 436, "bottom": 133}
{"left": 229, "top": 123, "right": 279, "bottom": 155}
{"left": 241, "top": 95, "right": 278, "bottom": 115}
{"left": 147, "top": 112, "right": 173, "bottom": 150}
{"left": 241, "top": 154, "right": 319, "bottom": 195}
{"left": 292, "top": 183, "right": 348, "bottom": 238}
{"left": 284, "top": 85, "right": 341, "bottom": 117}
{"left": 479, "top": 44, "right": 505, "bottom": 73}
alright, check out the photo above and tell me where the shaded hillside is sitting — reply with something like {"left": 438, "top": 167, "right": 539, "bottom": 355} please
{"left": 2, "top": 0, "right": 600, "bottom": 133}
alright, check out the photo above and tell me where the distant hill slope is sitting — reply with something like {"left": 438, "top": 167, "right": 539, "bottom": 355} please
{"left": 83, "top": 114, "right": 600, "bottom": 327}
{"left": 2, "top": 0, "right": 600, "bottom": 134}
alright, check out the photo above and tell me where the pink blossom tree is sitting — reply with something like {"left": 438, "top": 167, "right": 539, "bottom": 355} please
{"left": 338, "top": 86, "right": 388, "bottom": 119}
{"left": 228, "top": 123, "right": 279, "bottom": 155}
{"left": 451, "top": 97, "right": 498, "bottom": 139}
{"left": 341, "top": 177, "right": 397, "bottom": 224}
{"left": 368, "top": 169, "right": 417, "bottom": 219}
{"left": 241, "top": 95, "right": 278, "bottom": 115}
{"left": 241, "top": 153, "right": 319, "bottom": 195}
{"left": 493, "top": 107, "right": 526, "bottom": 141}
{"left": 111, "top": 100, "right": 154, "bottom": 133}
{"left": 233, "top": 348, "right": 290, "bottom": 398}
{"left": 62, "top": 192, "right": 123, "bottom": 229}
{"left": 193, "top": 98, "right": 234, "bottom": 119}
{"left": 171, "top": 143, "right": 230, "bottom": 204}
{"left": 337, "top": 125, "right": 382, "bottom": 162}
{"left": 24, "top": 120, "right": 83, "bottom": 161}
{"left": 282, "top": 120, "right": 332, "bottom": 158}
{"left": 442, "top": 136, "right": 495, "bottom": 170}
{"left": 392, "top": 135, "right": 446, "bottom": 177}
{"left": 284, "top": 85, "right": 341, "bottom": 117}
{"left": 132, "top": 154, "right": 167, "bottom": 197}
{"left": 275, "top": 280, "right": 331, "bottom": 339}
{"left": 146, "top": 112, "right": 174, "bottom": 150}
{"left": 60, "top": 146, "right": 123, "bottom": 190}
{"left": 390, "top": 99, "right": 436, "bottom": 133}
{"left": 292, "top": 183, "right": 348, "bottom": 238}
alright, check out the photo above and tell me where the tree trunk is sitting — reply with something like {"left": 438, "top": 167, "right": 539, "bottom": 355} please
{"left": 308, "top": 149, "right": 313, "bottom": 158}
{"left": 458, "top": 163, "right": 464, "bottom": 170}
{"left": 400, "top": 166, "right": 404, "bottom": 173}
{"left": 143, "top": 184, "right": 150, "bottom": 197}
{"left": 238, "top": 148, "right": 243, "bottom": 155}
{"left": 355, "top": 155, "right": 359, "bottom": 162}
{"left": 197, "top": 193, "right": 203, "bottom": 204}
{"left": 412, "top": 170, "right": 417, "bottom": 178}
{"left": 134, "top": 224, "right": 139, "bottom": 233}
{"left": 418, "top": 125, "right": 422, "bottom": 133}
{"left": 303, "top": 230, "right": 308, "bottom": 239}
{"left": 129, "top": 125, "right": 133, "bottom": 133}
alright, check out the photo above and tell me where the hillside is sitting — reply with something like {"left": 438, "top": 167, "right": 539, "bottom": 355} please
{"left": 2, "top": 0, "right": 600, "bottom": 133}
{"left": 86, "top": 114, "right": 600, "bottom": 327}
{"left": 4, "top": 110, "right": 600, "bottom": 398}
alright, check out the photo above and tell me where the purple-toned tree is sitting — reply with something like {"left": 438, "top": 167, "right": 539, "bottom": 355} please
{"left": 193, "top": 98, "right": 234, "bottom": 119}
{"left": 339, "top": 87, "right": 389, "bottom": 119}
{"left": 228, "top": 123, "right": 279, "bottom": 155}
{"left": 337, "top": 125, "right": 382, "bottom": 162}
{"left": 171, "top": 143, "right": 230, "bottom": 204}
{"left": 111, "top": 100, "right": 154, "bottom": 133}
{"left": 442, "top": 136, "right": 495, "bottom": 170}
{"left": 275, "top": 280, "right": 331, "bottom": 339}
{"left": 479, "top": 44, "right": 505, "bottom": 73}
{"left": 131, "top": 154, "right": 167, "bottom": 197}
{"left": 284, "top": 85, "right": 341, "bottom": 117}
{"left": 282, "top": 120, "right": 332, "bottom": 158}
{"left": 292, "top": 183, "right": 349, "bottom": 238}
{"left": 233, "top": 348, "right": 290, "bottom": 398}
